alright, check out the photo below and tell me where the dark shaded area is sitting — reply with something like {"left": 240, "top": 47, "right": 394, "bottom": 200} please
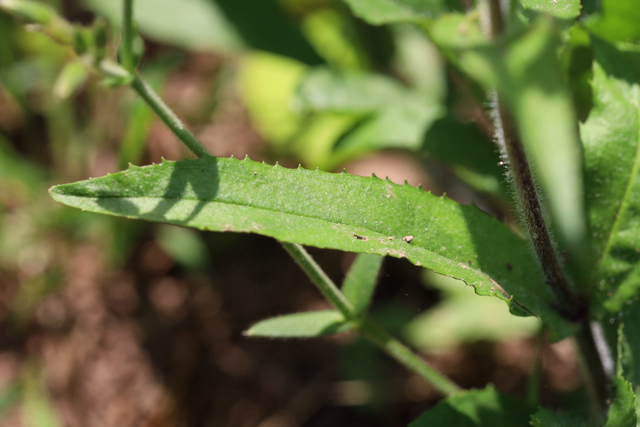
{"left": 213, "top": 0, "right": 324, "bottom": 66}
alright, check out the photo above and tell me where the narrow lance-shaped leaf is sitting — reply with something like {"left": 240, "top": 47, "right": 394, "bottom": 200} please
{"left": 50, "top": 156, "right": 573, "bottom": 337}
{"left": 245, "top": 310, "right": 353, "bottom": 338}
{"left": 342, "top": 254, "right": 384, "bottom": 318}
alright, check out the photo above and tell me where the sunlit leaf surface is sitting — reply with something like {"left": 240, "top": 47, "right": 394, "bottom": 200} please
{"left": 50, "top": 156, "right": 573, "bottom": 336}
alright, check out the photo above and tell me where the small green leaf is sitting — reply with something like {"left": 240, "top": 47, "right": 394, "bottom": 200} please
{"left": 604, "top": 376, "right": 637, "bottom": 427}
{"left": 530, "top": 407, "right": 589, "bottom": 427}
{"left": 342, "top": 0, "right": 463, "bottom": 25}
{"left": 245, "top": 310, "right": 353, "bottom": 338}
{"left": 49, "top": 156, "right": 573, "bottom": 337}
{"left": 342, "top": 254, "right": 384, "bottom": 317}
{"left": 408, "top": 385, "right": 534, "bottom": 426}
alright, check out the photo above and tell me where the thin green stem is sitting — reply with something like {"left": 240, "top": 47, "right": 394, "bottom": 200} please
{"left": 281, "top": 242, "right": 354, "bottom": 318}
{"left": 360, "top": 318, "right": 461, "bottom": 396}
{"left": 121, "top": 0, "right": 134, "bottom": 71}
{"left": 282, "top": 241, "right": 460, "bottom": 397}
{"left": 131, "top": 74, "right": 211, "bottom": 158}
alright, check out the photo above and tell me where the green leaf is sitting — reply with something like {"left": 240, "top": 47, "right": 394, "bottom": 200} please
{"left": 604, "top": 376, "right": 637, "bottom": 427}
{"left": 342, "top": 254, "right": 384, "bottom": 317}
{"left": 520, "top": 0, "right": 581, "bottom": 21}
{"left": 245, "top": 310, "right": 353, "bottom": 337}
{"left": 408, "top": 385, "right": 534, "bottom": 426}
{"left": 342, "top": 0, "right": 463, "bottom": 25}
{"left": 296, "top": 68, "right": 430, "bottom": 113}
{"left": 529, "top": 407, "right": 589, "bottom": 427}
{"left": 586, "top": 0, "right": 640, "bottom": 44}
{"left": 49, "top": 156, "right": 573, "bottom": 337}
{"left": 295, "top": 68, "right": 443, "bottom": 165}
{"left": 580, "top": 40, "right": 640, "bottom": 314}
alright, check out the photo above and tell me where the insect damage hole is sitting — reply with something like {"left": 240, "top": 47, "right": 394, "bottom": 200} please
{"left": 403, "top": 236, "right": 414, "bottom": 243}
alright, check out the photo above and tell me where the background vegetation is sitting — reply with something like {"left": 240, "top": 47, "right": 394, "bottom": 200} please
{"left": 1, "top": 0, "right": 635, "bottom": 425}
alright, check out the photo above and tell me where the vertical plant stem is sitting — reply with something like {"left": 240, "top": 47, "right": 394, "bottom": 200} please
{"left": 494, "top": 102, "right": 584, "bottom": 320}
{"left": 281, "top": 242, "right": 355, "bottom": 318}
{"left": 131, "top": 75, "right": 211, "bottom": 158}
{"left": 121, "top": 0, "right": 135, "bottom": 71}
{"left": 360, "top": 318, "right": 461, "bottom": 396}
{"left": 485, "top": 0, "right": 609, "bottom": 415}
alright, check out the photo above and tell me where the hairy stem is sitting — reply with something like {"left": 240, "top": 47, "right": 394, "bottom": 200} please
{"left": 121, "top": 0, "right": 135, "bottom": 71}
{"left": 485, "top": 0, "right": 609, "bottom": 415}
{"left": 494, "top": 102, "right": 584, "bottom": 320}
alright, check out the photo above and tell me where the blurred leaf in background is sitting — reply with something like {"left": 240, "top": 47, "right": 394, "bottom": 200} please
{"left": 405, "top": 272, "right": 540, "bottom": 353}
